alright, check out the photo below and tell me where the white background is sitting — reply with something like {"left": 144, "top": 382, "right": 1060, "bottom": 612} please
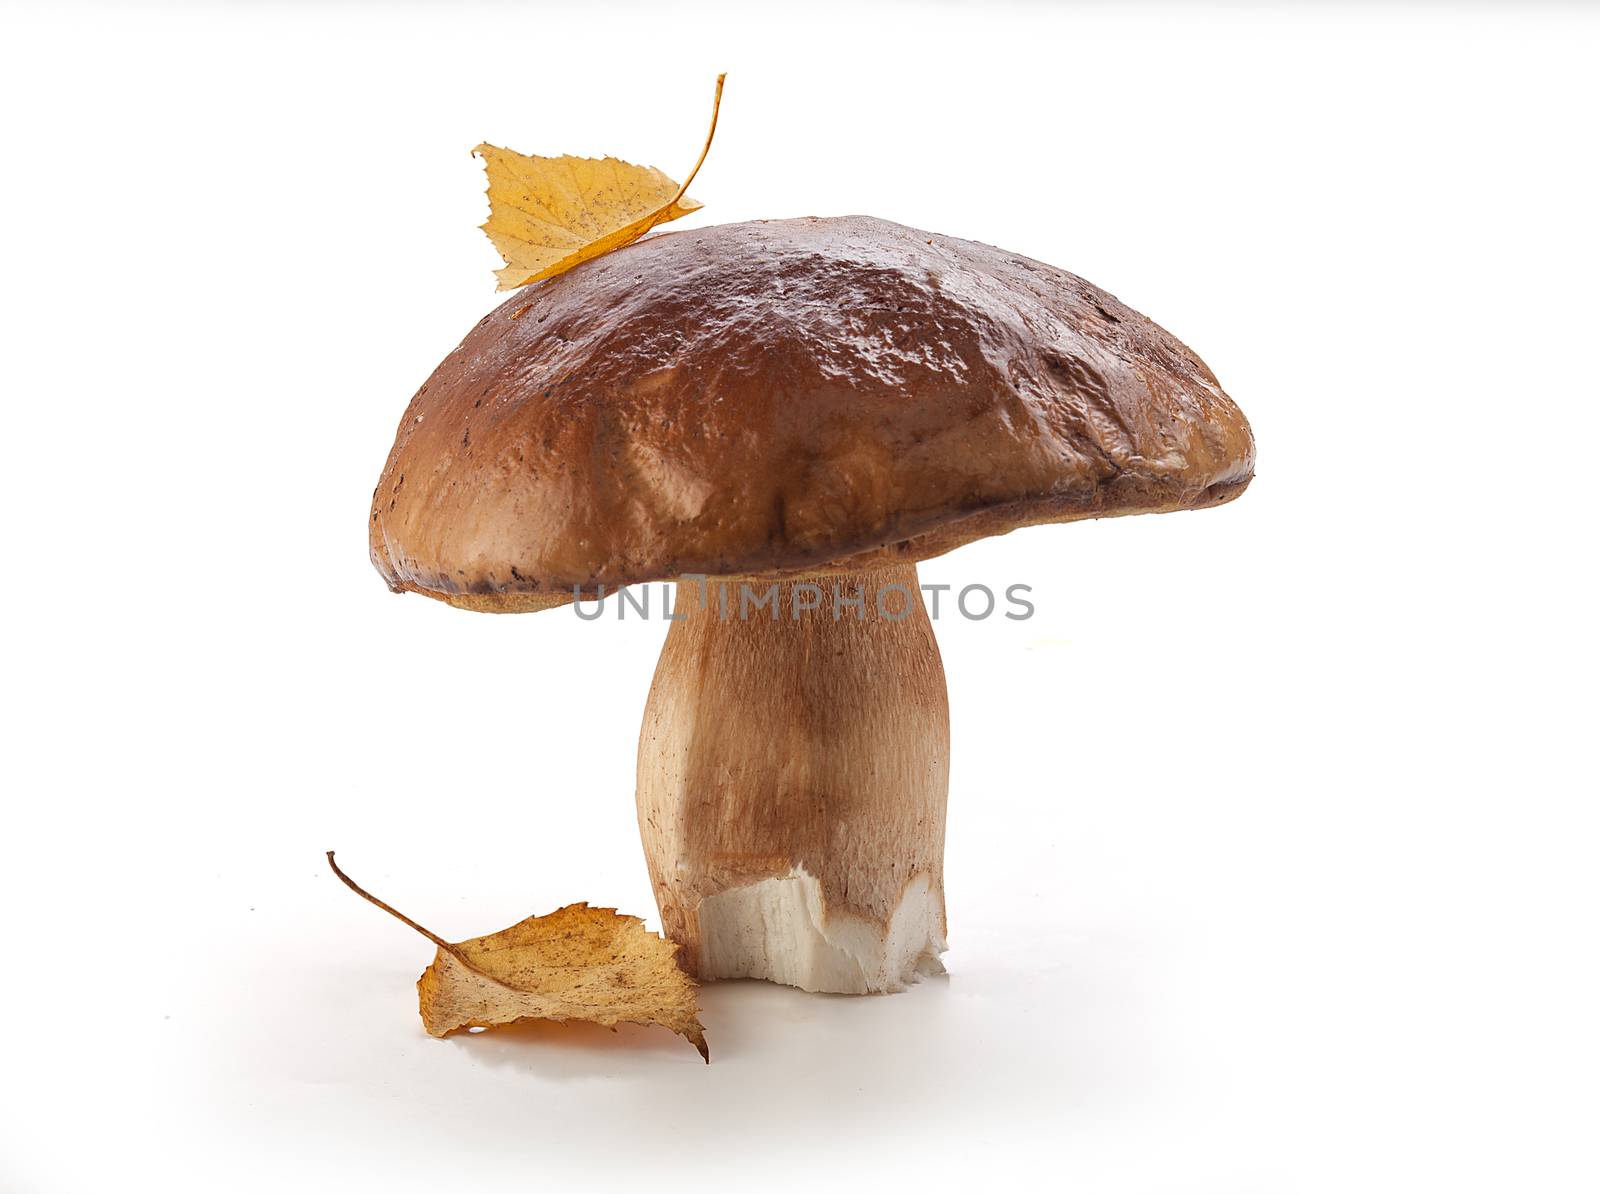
{"left": 2, "top": 2, "right": 1596, "bottom": 1191}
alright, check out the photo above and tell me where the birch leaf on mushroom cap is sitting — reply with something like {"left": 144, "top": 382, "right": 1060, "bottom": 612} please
{"left": 370, "top": 215, "right": 1255, "bottom": 993}
{"left": 475, "top": 74, "right": 725, "bottom": 290}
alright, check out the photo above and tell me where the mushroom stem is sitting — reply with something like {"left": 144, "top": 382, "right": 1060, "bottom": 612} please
{"left": 636, "top": 564, "right": 950, "bottom": 993}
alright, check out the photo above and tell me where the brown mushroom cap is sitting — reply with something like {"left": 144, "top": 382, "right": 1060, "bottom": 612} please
{"left": 370, "top": 215, "right": 1254, "bottom": 612}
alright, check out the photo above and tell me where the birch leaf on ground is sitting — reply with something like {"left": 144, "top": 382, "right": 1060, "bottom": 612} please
{"left": 476, "top": 73, "right": 725, "bottom": 290}
{"left": 327, "top": 853, "right": 708, "bottom": 1061}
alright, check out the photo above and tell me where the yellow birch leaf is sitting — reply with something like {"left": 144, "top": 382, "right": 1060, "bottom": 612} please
{"left": 328, "top": 853, "right": 708, "bottom": 1062}
{"left": 475, "top": 74, "right": 725, "bottom": 290}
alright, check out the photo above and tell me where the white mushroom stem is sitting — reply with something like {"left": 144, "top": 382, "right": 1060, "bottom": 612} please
{"left": 636, "top": 564, "right": 950, "bottom": 993}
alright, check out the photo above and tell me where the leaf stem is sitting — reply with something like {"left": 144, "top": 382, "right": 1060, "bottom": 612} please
{"left": 326, "top": 850, "right": 462, "bottom": 959}
{"left": 671, "top": 72, "right": 726, "bottom": 206}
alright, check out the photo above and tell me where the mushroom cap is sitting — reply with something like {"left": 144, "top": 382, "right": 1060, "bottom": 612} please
{"left": 371, "top": 215, "right": 1254, "bottom": 611}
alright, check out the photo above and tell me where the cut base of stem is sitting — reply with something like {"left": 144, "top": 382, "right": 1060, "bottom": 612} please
{"left": 698, "top": 866, "right": 947, "bottom": 994}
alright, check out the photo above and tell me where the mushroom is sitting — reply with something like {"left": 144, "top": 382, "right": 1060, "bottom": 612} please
{"left": 371, "top": 215, "right": 1254, "bottom": 993}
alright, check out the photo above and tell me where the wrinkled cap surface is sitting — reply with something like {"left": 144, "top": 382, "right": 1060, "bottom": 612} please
{"left": 370, "top": 215, "right": 1254, "bottom": 611}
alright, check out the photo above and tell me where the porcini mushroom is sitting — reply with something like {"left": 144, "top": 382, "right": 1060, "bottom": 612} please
{"left": 371, "top": 216, "right": 1254, "bottom": 993}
